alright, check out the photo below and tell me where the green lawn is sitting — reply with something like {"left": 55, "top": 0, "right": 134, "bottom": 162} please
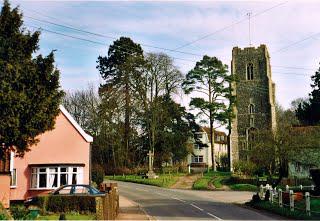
{"left": 192, "top": 171, "right": 231, "bottom": 190}
{"left": 229, "top": 184, "right": 258, "bottom": 191}
{"left": 192, "top": 170, "right": 259, "bottom": 191}
{"left": 105, "top": 173, "right": 183, "bottom": 188}
{"left": 36, "top": 213, "right": 95, "bottom": 220}
{"left": 249, "top": 200, "right": 320, "bottom": 220}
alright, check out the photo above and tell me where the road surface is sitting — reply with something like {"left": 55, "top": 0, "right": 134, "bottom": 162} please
{"left": 115, "top": 181, "right": 281, "bottom": 220}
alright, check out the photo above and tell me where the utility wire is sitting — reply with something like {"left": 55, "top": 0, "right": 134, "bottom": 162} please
{"left": 27, "top": 25, "right": 199, "bottom": 63}
{"left": 173, "top": 1, "right": 288, "bottom": 50}
{"left": 28, "top": 24, "right": 317, "bottom": 78}
{"left": 24, "top": 15, "right": 205, "bottom": 58}
{"left": 273, "top": 31, "right": 320, "bottom": 54}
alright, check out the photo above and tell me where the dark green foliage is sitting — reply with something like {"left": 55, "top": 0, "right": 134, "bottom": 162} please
{"left": 0, "top": 202, "right": 11, "bottom": 220}
{"left": 59, "top": 213, "right": 66, "bottom": 220}
{"left": 10, "top": 204, "right": 29, "bottom": 220}
{"left": 0, "top": 0, "right": 64, "bottom": 157}
{"left": 37, "top": 196, "right": 96, "bottom": 213}
{"left": 296, "top": 64, "right": 320, "bottom": 125}
{"left": 217, "top": 154, "right": 229, "bottom": 171}
{"left": 92, "top": 164, "right": 105, "bottom": 186}
{"left": 97, "top": 37, "right": 145, "bottom": 168}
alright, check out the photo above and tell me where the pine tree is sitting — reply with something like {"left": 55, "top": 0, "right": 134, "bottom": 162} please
{"left": 0, "top": 0, "right": 64, "bottom": 158}
{"left": 182, "top": 55, "right": 234, "bottom": 171}
{"left": 296, "top": 64, "right": 320, "bottom": 125}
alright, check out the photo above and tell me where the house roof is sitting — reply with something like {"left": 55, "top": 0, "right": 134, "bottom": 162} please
{"left": 200, "top": 127, "right": 227, "bottom": 144}
{"left": 59, "top": 105, "right": 93, "bottom": 143}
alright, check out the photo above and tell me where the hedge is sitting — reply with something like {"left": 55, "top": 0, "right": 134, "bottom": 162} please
{"left": 33, "top": 195, "right": 97, "bottom": 213}
{"left": 0, "top": 202, "right": 11, "bottom": 220}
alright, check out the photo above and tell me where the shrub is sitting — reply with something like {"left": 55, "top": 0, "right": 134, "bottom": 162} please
{"left": 217, "top": 154, "right": 229, "bottom": 172}
{"left": 10, "top": 204, "right": 29, "bottom": 220}
{"left": 0, "top": 202, "right": 11, "bottom": 220}
{"left": 233, "top": 160, "right": 257, "bottom": 176}
{"left": 92, "top": 164, "right": 105, "bottom": 186}
{"left": 36, "top": 195, "right": 96, "bottom": 213}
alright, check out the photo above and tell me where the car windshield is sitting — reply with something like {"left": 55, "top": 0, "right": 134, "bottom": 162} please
{"left": 91, "top": 186, "right": 101, "bottom": 194}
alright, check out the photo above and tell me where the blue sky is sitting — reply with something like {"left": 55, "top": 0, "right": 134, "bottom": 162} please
{"left": 8, "top": 0, "right": 320, "bottom": 109}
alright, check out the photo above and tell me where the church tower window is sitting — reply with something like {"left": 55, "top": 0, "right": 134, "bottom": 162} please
{"left": 247, "top": 63, "right": 254, "bottom": 80}
{"left": 249, "top": 104, "right": 254, "bottom": 114}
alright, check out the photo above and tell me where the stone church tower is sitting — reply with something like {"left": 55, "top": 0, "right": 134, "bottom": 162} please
{"left": 230, "top": 45, "right": 276, "bottom": 166}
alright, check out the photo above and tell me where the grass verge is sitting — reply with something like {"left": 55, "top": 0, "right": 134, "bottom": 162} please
{"left": 192, "top": 171, "right": 231, "bottom": 190}
{"left": 105, "top": 173, "right": 183, "bottom": 188}
{"left": 249, "top": 200, "right": 320, "bottom": 220}
{"left": 229, "top": 184, "right": 258, "bottom": 191}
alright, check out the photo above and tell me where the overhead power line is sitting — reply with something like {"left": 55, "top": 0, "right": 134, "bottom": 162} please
{"left": 273, "top": 65, "right": 315, "bottom": 71}
{"left": 172, "top": 1, "right": 288, "bottom": 50}
{"left": 27, "top": 25, "right": 199, "bottom": 63}
{"left": 273, "top": 31, "right": 320, "bottom": 53}
{"left": 24, "top": 15, "right": 205, "bottom": 58}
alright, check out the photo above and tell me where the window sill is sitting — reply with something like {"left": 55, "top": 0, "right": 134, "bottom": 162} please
{"left": 10, "top": 186, "right": 17, "bottom": 189}
{"left": 29, "top": 188, "right": 56, "bottom": 191}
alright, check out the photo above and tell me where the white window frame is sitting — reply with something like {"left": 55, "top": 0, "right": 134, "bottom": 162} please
{"left": 192, "top": 155, "right": 204, "bottom": 163}
{"left": 30, "top": 166, "right": 84, "bottom": 190}
{"left": 10, "top": 168, "right": 17, "bottom": 188}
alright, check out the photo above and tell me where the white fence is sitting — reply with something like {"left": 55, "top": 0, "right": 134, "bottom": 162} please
{"left": 259, "top": 184, "right": 319, "bottom": 216}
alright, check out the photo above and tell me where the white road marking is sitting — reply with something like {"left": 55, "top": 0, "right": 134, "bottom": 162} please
{"left": 190, "top": 203, "right": 204, "bottom": 211}
{"left": 171, "top": 197, "right": 186, "bottom": 203}
{"left": 207, "top": 212, "right": 222, "bottom": 220}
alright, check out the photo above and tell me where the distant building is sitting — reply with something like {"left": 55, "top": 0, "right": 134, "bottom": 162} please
{"left": 187, "top": 127, "right": 227, "bottom": 171}
{"left": 230, "top": 45, "right": 277, "bottom": 168}
{"left": 0, "top": 105, "right": 93, "bottom": 208}
{"left": 288, "top": 126, "right": 320, "bottom": 178}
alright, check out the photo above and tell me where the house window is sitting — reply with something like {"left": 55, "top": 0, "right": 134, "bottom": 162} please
{"left": 193, "top": 144, "right": 203, "bottom": 150}
{"left": 195, "top": 133, "right": 202, "bottom": 139}
{"left": 10, "top": 169, "right": 17, "bottom": 187}
{"left": 247, "top": 63, "right": 254, "bottom": 80}
{"left": 192, "top": 155, "right": 204, "bottom": 163}
{"left": 30, "top": 166, "right": 83, "bottom": 190}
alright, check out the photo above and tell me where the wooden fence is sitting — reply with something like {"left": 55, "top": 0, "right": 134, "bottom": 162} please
{"left": 96, "top": 183, "right": 120, "bottom": 220}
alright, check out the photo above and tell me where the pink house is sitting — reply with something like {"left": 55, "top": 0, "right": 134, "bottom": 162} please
{"left": 0, "top": 105, "right": 93, "bottom": 207}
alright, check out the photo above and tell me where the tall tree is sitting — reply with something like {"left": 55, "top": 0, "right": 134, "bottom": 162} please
{"left": 0, "top": 0, "right": 64, "bottom": 158}
{"left": 142, "top": 53, "right": 183, "bottom": 161}
{"left": 97, "top": 37, "right": 145, "bottom": 167}
{"left": 62, "top": 85, "right": 100, "bottom": 136}
{"left": 182, "top": 55, "right": 234, "bottom": 171}
{"left": 296, "top": 64, "right": 320, "bottom": 125}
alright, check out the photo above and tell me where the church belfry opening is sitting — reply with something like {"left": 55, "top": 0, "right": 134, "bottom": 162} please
{"left": 247, "top": 63, "right": 254, "bottom": 80}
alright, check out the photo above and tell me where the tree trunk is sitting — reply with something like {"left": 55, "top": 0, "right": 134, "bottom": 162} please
{"left": 208, "top": 81, "right": 216, "bottom": 171}
{"left": 124, "top": 74, "right": 130, "bottom": 168}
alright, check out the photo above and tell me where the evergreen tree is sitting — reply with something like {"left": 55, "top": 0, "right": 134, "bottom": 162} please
{"left": 182, "top": 55, "right": 234, "bottom": 171}
{"left": 0, "top": 0, "right": 64, "bottom": 158}
{"left": 296, "top": 64, "right": 320, "bottom": 125}
{"left": 97, "top": 37, "right": 145, "bottom": 167}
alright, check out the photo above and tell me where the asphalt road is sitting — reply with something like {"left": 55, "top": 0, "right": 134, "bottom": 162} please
{"left": 115, "top": 181, "right": 282, "bottom": 220}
